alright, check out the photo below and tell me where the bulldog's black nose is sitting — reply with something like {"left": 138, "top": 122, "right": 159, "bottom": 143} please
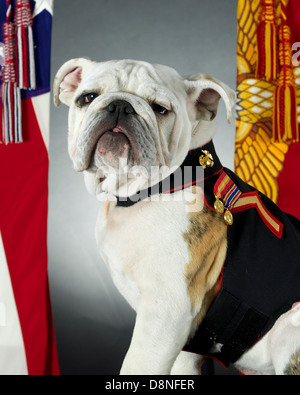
{"left": 106, "top": 100, "right": 135, "bottom": 116}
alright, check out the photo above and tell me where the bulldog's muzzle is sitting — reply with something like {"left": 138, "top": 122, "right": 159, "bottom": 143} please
{"left": 74, "top": 96, "right": 158, "bottom": 173}
{"left": 95, "top": 100, "right": 138, "bottom": 168}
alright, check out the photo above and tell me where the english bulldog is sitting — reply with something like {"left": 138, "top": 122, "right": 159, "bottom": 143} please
{"left": 54, "top": 58, "right": 300, "bottom": 375}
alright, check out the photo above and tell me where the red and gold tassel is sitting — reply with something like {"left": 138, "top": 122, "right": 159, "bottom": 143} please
{"left": 256, "top": 0, "right": 279, "bottom": 82}
{"left": 1, "top": 7, "right": 22, "bottom": 144}
{"left": 15, "top": 0, "right": 36, "bottom": 90}
{"left": 0, "top": 0, "right": 36, "bottom": 144}
{"left": 273, "top": 3, "right": 298, "bottom": 143}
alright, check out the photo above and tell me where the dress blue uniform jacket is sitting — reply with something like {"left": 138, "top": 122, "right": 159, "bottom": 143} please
{"left": 117, "top": 140, "right": 300, "bottom": 367}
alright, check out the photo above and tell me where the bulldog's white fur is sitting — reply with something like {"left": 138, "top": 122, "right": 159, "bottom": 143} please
{"left": 54, "top": 58, "right": 300, "bottom": 375}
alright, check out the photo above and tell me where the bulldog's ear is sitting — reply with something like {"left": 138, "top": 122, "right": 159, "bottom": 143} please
{"left": 184, "top": 74, "right": 236, "bottom": 123}
{"left": 53, "top": 58, "right": 95, "bottom": 107}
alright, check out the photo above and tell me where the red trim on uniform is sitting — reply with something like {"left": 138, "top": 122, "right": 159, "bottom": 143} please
{"left": 231, "top": 191, "right": 283, "bottom": 238}
{"left": 202, "top": 354, "right": 229, "bottom": 370}
{"left": 164, "top": 167, "right": 224, "bottom": 195}
{"left": 204, "top": 195, "right": 215, "bottom": 212}
{"left": 290, "top": 301, "right": 300, "bottom": 310}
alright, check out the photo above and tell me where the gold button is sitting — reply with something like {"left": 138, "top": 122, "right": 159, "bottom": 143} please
{"left": 199, "top": 150, "right": 214, "bottom": 168}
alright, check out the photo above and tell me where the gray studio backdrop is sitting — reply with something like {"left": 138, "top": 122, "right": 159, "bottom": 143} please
{"left": 49, "top": 0, "right": 237, "bottom": 375}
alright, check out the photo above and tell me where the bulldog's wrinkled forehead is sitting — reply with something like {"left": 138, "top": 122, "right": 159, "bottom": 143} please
{"left": 80, "top": 60, "right": 185, "bottom": 105}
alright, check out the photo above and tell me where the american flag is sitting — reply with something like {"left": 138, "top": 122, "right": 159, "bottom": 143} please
{"left": 0, "top": 0, "right": 59, "bottom": 375}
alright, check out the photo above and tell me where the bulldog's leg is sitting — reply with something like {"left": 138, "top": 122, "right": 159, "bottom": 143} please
{"left": 117, "top": 197, "right": 226, "bottom": 375}
{"left": 237, "top": 303, "right": 300, "bottom": 375}
{"left": 270, "top": 304, "right": 300, "bottom": 375}
{"left": 120, "top": 292, "right": 194, "bottom": 375}
{"left": 284, "top": 349, "right": 300, "bottom": 375}
{"left": 170, "top": 351, "right": 203, "bottom": 375}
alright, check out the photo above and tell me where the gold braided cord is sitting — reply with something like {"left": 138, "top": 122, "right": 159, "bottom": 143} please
{"left": 235, "top": 0, "right": 300, "bottom": 203}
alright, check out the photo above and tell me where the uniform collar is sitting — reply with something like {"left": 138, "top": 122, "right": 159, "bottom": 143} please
{"left": 116, "top": 140, "right": 223, "bottom": 207}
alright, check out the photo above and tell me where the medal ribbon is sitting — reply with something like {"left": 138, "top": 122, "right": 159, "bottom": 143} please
{"left": 214, "top": 171, "right": 242, "bottom": 209}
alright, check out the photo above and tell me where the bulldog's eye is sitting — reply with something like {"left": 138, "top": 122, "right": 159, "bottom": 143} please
{"left": 152, "top": 103, "right": 169, "bottom": 116}
{"left": 77, "top": 92, "right": 99, "bottom": 107}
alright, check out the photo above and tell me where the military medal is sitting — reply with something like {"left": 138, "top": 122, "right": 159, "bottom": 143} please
{"left": 224, "top": 209, "right": 234, "bottom": 226}
{"left": 214, "top": 197, "right": 224, "bottom": 214}
{"left": 213, "top": 171, "right": 242, "bottom": 226}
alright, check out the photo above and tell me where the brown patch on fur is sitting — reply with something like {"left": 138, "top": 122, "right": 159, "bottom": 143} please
{"left": 284, "top": 349, "right": 300, "bottom": 375}
{"left": 183, "top": 200, "right": 227, "bottom": 333}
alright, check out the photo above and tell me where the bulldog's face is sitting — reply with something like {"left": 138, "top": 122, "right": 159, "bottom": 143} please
{"left": 54, "top": 58, "right": 235, "bottom": 196}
